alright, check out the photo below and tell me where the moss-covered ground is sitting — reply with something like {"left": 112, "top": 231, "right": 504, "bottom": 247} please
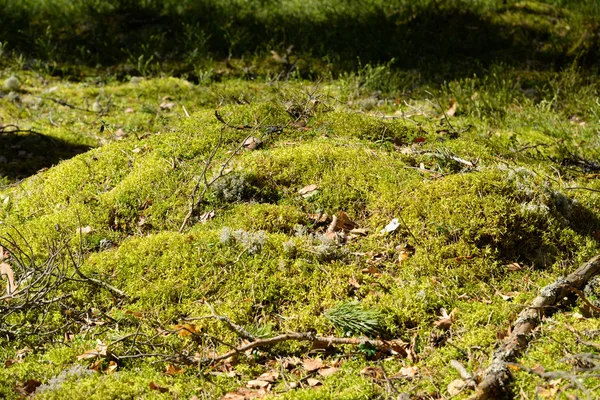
{"left": 2, "top": 0, "right": 600, "bottom": 399}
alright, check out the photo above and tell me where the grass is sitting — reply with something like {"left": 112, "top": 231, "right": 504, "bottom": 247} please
{"left": 1, "top": 0, "right": 600, "bottom": 398}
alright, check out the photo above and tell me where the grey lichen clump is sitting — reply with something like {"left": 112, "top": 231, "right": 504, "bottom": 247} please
{"left": 213, "top": 173, "right": 254, "bottom": 203}
{"left": 220, "top": 227, "right": 267, "bottom": 255}
{"left": 3, "top": 75, "right": 20, "bottom": 91}
{"left": 36, "top": 365, "right": 94, "bottom": 394}
{"left": 504, "top": 166, "right": 577, "bottom": 220}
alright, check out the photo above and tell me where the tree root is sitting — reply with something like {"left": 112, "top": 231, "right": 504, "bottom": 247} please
{"left": 470, "top": 255, "right": 600, "bottom": 399}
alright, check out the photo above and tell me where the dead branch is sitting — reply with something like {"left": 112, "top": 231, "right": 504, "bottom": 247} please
{"left": 201, "top": 332, "right": 405, "bottom": 365}
{"left": 179, "top": 116, "right": 267, "bottom": 232}
{"left": 470, "top": 254, "right": 600, "bottom": 400}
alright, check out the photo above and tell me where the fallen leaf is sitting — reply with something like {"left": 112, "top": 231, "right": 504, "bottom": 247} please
{"left": 532, "top": 364, "right": 545, "bottom": 374}
{"left": 306, "top": 378, "right": 322, "bottom": 387}
{"left": 434, "top": 308, "right": 456, "bottom": 331}
{"left": 348, "top": 277, "right": 361, "bottom": 289}
{"left": 447, "top": 378, "right": 466, "bottom": 396}
{"left": 398, "top": 250, "right": 411, "bottom": 263}
{"left": 413, "top": 137, "right": 427, "bottom": 143}
{"left": 96, "top": 340, "right": 108, "bottom": 356}
{"left": 505, "top": 262, "right": 522, "bottom": 271}
{"left": 303, "top": 358, "right": 323, "bottom": 372}
{"left": 19, "top": 379, "right": 41, "bottom": 394}
{"left": 380, "top": 218, "right": 400, "bottom": 235}
{"left": 221, "top": 393, "right": 247, "bottom": 400}
{"left": 247, "top": 379, "right": 270, "bottom": 389}
{"left": 397, "top": 366, "right": 418, "bottom": 379}
{"left": 222, "top": 387, "right": 260, "bottom": 400}
{"left": 360, "top": 366, "right": 384, "bottom": 379}
{"left": 350, "top": 228, "right": 368, "bottom": 236}
{"left": 160, "top": 101, "right": 175, "bottom": 110}
{"left": 572, "top": 312, "right": 585, "bottom": 320}
{"left": 318, "top": 367, "right": 340, "bottom": 377}
{"left": 76, "top": 226, "right": 93, "bottom": 235}
{"left": 149, "top": 382, "right": 169, "bottom": 393}
{"left": 335, "top": 211, "right": 357, "bottom": 231}
{"left": 76, "top": 349, "right": 102, "bottom": 360}
{"left": 125, "top": 310, "right": 143, "bottom": 318}
{"left": 243, "top": 137, "right": 262, "bottom": 151}
{"left": 115, "top": 128, "right": 127, "bottom": 139}
{"left": 445, "top": 100, "right": 458, "bottom": 117}
{"left": 200, "top": 210, "right": 215, "bottom": 223}
{"left": 298, "top": 184, "right": 319, "bottom": 198}
{"left": 89, "top": 359, "right": 103, "bottom": 371}
{"left": 256, "top": 371, "right": 279, "bottom": 382}
{"left": 125, "top": 107, "right": 134, "bottom": 113}
{"left": 105, "top": 360, "right": 118, "bottom": 374}
{"left": 174, "top": 324, "right": 196, "bottom": 337}
{"left": 0, "top": 261, "right": 15, "bottom": 295}
{"left": 165, "top": 364, "right": 183, "bottom": 375}
{"left": 496, "top": 291, "right": 518, "bottom": 301}
{"left": 4, "top": 359, "right": 15, "bottom": 367}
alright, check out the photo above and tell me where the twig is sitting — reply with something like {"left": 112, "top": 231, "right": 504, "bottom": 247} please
{"left": 470, "top": 254, "right": 600, "bottom": 399}
{"left": 203, "top": 301, "right": 256, "bottom": 341}
{"left": 564, "top": 187, "right": 600, "bottom": 193}
{"left": 179, "top": 116, "right": 267, "bottom": 232}
{"left": 202, "top": 332, "right": 405, "bottom": 365}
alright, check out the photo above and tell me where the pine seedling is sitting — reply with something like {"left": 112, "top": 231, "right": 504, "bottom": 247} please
{"left": 325, "top": 301, "right": 383, "bottom": 338}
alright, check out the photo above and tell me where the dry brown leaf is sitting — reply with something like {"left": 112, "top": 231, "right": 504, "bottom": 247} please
{"left": 19, "top": 379, "right": 42, "bottom": 395}
{"left": 160, "top": 101, "right": 175, "bottom": 110}
{"left": 447, "top": 378, "right": 467, "bottom": 396}
{"left": 360, "top": 366, "right": 384, "bottom": 379}
{"left": 434, "top": 308, "right": 456, "bottom": 331}
{"left": 165, "top": 364, "right": 184, "bottom": 375}
{"left": 77, "top": 349, "right": 102, "bottom": 360}
{"left": 174, "top": 324, "right": 196, "bottom": 337}
{"left": 222, "top": 387, "right": 260, "bottom": 400}
{"left": 255, "top": 371, "right": 279, "bottom": 383}
{"left": 76, "top": 226, "right": 93, "bottom": 235}
{"left": 306, "top": 378, "right": 322, "bottom": 387}
{"left": 200, "top": 210, "right": 215, "bottom": 223}
{"left": 298, "top": 184, "right": 318, "bottom": 198}
{"left": 247, "top": 380, "right": 270, "bottom": 389}
{"left": 397, "top": 366, "right": 418, "bottom": 379}
{"left": 350, "top": 228, "right": 368, "bottom": 236}
{"left": 348, "top": 277, "right": 361, "bottom": 289}
{"left": 96, "top": 340, "right": 108, "bottom": 356}
{"left": 125, "top": 310, "right": 143, "bottom": 319}
{"left": 318, "top": 367, "right": 340, "bottom": 377}
{"left": 335, "top": 211, "right": 356, "bottom": 231}
{"left": 303, "top": 358, "right": 323, "bottom": 372}
{"left": 445, "top": 100, "right": 458, "bottom": 117}
{"left": 105, "top": 360, "right": 118, "bottom": 374}
{"left": 88, "top": 359, "right": 102, "bottom": 371}
{"left": 505, "top": 262, "right": 522, "bottom": 271}
{"left": 496, "top": 291, "right": 518, "bottom": 301}
{"left": 243, "top": 137, "right": 262, "bottom": 151}
{"left": 4, "top": 359, "right": 15, "bottom": 367}
{"left": 0, "top": 261, "right": 15, "bottom": 295}
{"left": 149, "top": 382, "right": 169, "bottom": 393}
{"left": 221, "top": 393, "right": 247, "bottom": 400}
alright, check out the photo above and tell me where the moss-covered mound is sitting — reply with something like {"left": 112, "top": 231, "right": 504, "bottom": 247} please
{"left": 2, "top": 30, "right": 600, "bottom": 399}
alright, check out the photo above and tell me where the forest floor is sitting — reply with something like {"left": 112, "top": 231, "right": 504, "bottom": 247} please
{"left": 1, "top": 1, "right": 600, "bottom": 399}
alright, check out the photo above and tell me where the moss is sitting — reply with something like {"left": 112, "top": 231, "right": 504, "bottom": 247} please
{"left": 2, "top": 34, "right": 600, "bottom": 397}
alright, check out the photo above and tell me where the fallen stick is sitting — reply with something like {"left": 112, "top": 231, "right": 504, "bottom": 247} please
{"left": 470, "top": 255, "right": 600, "bottom": 399}
{"left": 201, "top": 333, "right": 407, "bottom": 365}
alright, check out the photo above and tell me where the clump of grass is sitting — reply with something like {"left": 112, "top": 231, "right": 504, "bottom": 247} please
{"left": 325, "top": 301, "right": 383, "bottom": 338}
